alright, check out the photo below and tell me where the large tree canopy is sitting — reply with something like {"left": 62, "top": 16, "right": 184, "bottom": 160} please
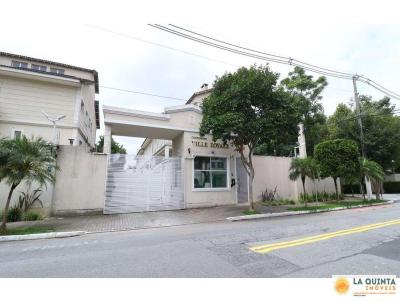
{"left": 328, "top": 95, "right": 400, "bottom": 170}
{"left": 200, "top": 64, "right": 301, "bottom": 210}
{"left": 254, "top": 66, "right": 329, "bottom": 156}
{"left": 314, "top": 139, "right": 360, "bottom": 198}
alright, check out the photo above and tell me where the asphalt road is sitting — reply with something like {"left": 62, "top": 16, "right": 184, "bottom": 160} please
{"left": 1, "top": 202, "right": 400, "bottom": 277}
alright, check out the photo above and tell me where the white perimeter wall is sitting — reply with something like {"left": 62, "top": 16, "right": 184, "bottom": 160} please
{"left": 253, "top": 155, "right": 338, "bottom": 202}
{"left": 51, "top": 146, "right": 107, "bottom": 215}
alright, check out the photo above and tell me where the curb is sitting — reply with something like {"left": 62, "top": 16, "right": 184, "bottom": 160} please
{"left": 0, "top": 231, "right": 87, "bottom": 242}
{"left": 226, "top": 200, "right": 395, "bottom": 222}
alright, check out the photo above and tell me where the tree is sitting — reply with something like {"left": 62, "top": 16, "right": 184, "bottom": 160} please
{"left": 288, "top": 157, "right": 318, "bottom": 206}
{"left": 359, "top": 158, "right": 385, "bottom": 200}
{"left": 96, "top": 135, "right": 127, "bottom": 154}
{"left": 328, "top": 96, "right": 400, "bottom": 170}
{"left": 200, "top": 65, "right": 301, "bottom": 211}
{"left": 314, "top": 139, "right": 360, "bottom": 199}
{"left": 281, "top": 66, "right": 329, "bottom": 154}
{"left": 0, "top": 136, "right": 57, "bottom": 234}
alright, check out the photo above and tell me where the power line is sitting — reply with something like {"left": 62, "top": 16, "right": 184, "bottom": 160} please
{"left": 151, "top": 24, "right": 354, "bottom": 79}
{"left": 169, "top": 24, "right": 355, "bottom": 78}
{"left": 100, "top": 85, "right": 185, "bottom": 101}
{"left": 85, "top": 24, "right": 239, "bottom": 68}
{"left": 149, "top": 24, "right": 400, "bottom": 101}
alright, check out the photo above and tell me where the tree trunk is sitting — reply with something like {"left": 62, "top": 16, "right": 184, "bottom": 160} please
{"left": 0, "top": 183, "right": 18, "bottom": 234}
{"left": 375, "top": 181, "right": 380, "bottom": 200}
{"left": 333, "top": 177, "right": 338, "bottom": 201}
{"left": 302, "top": 177, "right": 307, "bottom": 207}
{"left": 313, "top": 180, "right": 318, "bottom": 202}
{"left": 249, "top": 169, "right": 255, "bottom": 211}
{"left": 360, "top": 179, "right": 365, "bottom": 201}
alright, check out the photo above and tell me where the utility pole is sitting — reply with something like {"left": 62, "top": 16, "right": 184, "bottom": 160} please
{"left": 352, "top": 75, "right": 372, "bottom": 200}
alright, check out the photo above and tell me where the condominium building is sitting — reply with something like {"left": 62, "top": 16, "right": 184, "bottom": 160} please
{"left": 0, "top": 52, "right": 99, "bottom": 147}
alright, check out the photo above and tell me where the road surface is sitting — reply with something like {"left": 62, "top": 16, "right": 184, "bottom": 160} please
{"left": 1, "top": 202, "right": 399, "bottom": 277}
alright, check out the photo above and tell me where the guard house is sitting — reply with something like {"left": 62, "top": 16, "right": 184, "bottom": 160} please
{"left": 101, "top": 84, "right": 335, "bottom": 214}
{"left": 102, "top": 84, "right": 252, "bottom": 213}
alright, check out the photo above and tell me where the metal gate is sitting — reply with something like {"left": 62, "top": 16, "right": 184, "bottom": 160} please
{"left": 104, "top": 154, "right": 184, "bottom": 214}
{"left": 236, "top": 157, "right": 249, "bottom": 203}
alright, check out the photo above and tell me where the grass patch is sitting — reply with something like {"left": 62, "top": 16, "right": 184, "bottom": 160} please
{"left": 243, "top": 209, "right": 260, "bottom": 215}
{"left": 288, "top": 199, "right": 386, "bottom": 212}
{"left": 4, "top": 226, "right": 54, "bottom": 236}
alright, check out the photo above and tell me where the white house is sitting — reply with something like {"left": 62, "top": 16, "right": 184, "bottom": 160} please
{"left": 0, "top": 52, "right": 99, "bottom": 147}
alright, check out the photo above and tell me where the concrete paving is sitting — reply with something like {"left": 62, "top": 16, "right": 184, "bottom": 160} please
{"left": 7, "top": 204, "right": 291, "bottom": 233}
{"left": 0, "top": 202, "right": 399, "bottom": 277}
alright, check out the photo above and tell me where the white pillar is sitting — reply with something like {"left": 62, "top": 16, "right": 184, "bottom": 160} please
{"left": 103, "top": 124, "right": 112, "bottom": 154}
{"left": 164, "top": 145, "right": 170, "bottom": 159}
{"left": 297, "top": 123, "right": 307, "bottom": 158}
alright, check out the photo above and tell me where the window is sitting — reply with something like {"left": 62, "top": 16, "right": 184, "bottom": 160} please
{"left": 194, "top": 156, "right": 228, "bottom": 189}
{"left": 11, "top": 60, "right": 28, "bottom": 69}
{"left": 31, "top": 64, "right": 47, "bottom": 72}
{"left": 50, "top": 67, "right": 65, "bottom": 75}
{"left": 12, "top": 129, "right": 23, "bottom": 140}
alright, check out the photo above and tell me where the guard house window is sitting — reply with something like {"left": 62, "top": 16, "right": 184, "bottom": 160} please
{"left": 194, "top": 156, "right": 228, "bottom": 189}
{"left": 11, "top": 60, "right": 28, "bottom": 69}
{"left": 31, "top": 64, "right": 47, "bottom": 72}
{"left": 50, "top": 67, "right": 65, "bottom": 75}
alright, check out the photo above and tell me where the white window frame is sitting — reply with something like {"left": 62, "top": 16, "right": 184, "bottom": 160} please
{"left": 31, "top": 64, "right": 47, "bottom": 72}
{"left": 50, "top": 67, "right": 65, "bottom": 75}
{"left": 192, "top": 155, "right": 230, "bottom": 192}
{"left": 11, "top": 60, "right": 28, "bottom": 69}
{"left": 11, "top": 128, "right": 24, "bottom": 140}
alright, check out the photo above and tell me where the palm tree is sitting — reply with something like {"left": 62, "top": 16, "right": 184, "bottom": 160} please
{"left": 359, "top": 158, "right": 385, "bottom": 200}
{"left": 0, "top": 136, "right": 57, "bottom": 234}
{"left": 289, "top": 157, "right": 317, "bottom": 207}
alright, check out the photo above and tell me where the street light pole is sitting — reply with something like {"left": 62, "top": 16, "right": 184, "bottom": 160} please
{"left": 352, "top": 75, "right": 372, "bottom": 200}
{"left": 41, "top": 111, "right": 66, "bottom": 145}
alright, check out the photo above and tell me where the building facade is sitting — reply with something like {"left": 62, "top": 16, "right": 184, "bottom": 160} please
{"left": 102, "top": 84, "right": 337, "bottom": 213}
{"left": 0, "top": 52, "right": 99, "bottom": 147}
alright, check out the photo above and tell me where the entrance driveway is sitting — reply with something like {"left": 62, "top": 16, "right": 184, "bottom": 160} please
{"left": 9, "top": 204, "right": 289, "bottom": 233}
{"left": 7, "top": 195, "right": 399, "bottom": 234}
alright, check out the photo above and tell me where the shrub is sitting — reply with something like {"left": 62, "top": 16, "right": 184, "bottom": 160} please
{"left": 268, "top": 198, "right": 296, "bottom": 206}
{"left": 261, "top": 186, "right": 278, "bottom": 203}
{"left": 243, "top": 209, "right": 259, "bottom": 215}
{"left": 7, "top": 206, "right": 22, "bottom": 222}
{"left": 22, "top": 211, "right": 43, "bottom": 221}
{"left": 383, "top": 181, "right": 400, "bottom": 193}
{"left": 342, "top": 184, "right": 362, "bottom": 194}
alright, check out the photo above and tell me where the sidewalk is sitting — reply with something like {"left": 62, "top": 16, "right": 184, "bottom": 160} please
{"left": 6, "top": 204, "right": 290, "bottom": 233}
{"left": 7, "top": 196, "right": 398, "bottom": 234}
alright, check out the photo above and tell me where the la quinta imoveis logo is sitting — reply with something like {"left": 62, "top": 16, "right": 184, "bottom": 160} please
{"left": 335, "top": 277, "right": 350, "bottom": 294}
{"left": 333, "top": 275, "right": 397, "bottom": 297}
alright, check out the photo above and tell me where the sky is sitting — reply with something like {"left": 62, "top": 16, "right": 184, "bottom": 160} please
{"left": 1, "top": 0, "right": 400, "bottom": 153}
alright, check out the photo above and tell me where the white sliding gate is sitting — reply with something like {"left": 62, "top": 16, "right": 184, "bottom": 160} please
{"left": 104, "top": 154, "right": 184, "bottom": 214}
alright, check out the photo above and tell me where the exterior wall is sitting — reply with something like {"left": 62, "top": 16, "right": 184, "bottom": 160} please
{"left": 0, "top": 75, "right": 78, "bottom": 145}
{"left": 253, "top": 156, "right": 299, "bottom": 200}
{"left": 0, "top": 179, "right": 54, "bottom": 216}
{"left": 385, "top": 174, "right": 400, "bottom": 182}
{"left": 253, "top": 155, "right": 338, "bottom": 202}
{"left": 141, "top": 139, "right": 172, "bottom": 157}
{"left": 51, "top": 146, "right": 107, "bottom": 215}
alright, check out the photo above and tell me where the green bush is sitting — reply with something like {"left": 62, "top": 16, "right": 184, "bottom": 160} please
{"left": 383, "top": 181, "right": 400, "bottom": 193}
{"left": 22, "top": 211, "right": 43, "bottom": 221}
{"left": 7, "top": 206, "right": 22, "bottom": 222}
{"left": 342, "top": 184, "right": 362, "bottom": 194}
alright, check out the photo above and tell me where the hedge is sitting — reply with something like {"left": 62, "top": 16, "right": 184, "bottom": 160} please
{"left": 383, "top": 181, "right": 400, "bottom": 193}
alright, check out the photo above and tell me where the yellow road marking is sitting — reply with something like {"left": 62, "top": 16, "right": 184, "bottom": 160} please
{"left": 250, "top": 219, "right": 400, "bottom": 254}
